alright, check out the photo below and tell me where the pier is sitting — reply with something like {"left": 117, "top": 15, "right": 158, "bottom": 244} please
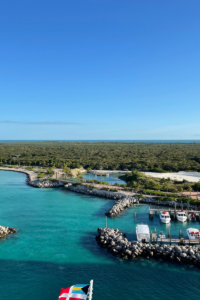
{"left": 149, "top": 207, "right": 200, "bottom": 220}
{"left": 151, "top": 233, "right": 200, "bottom": 245}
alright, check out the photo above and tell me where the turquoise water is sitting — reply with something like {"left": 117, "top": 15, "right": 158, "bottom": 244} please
{"left": 83, "top": 173, "right": 126, "bottom": 185}
{"left": 0, "top": 170, "right": 200, "bottom": 300}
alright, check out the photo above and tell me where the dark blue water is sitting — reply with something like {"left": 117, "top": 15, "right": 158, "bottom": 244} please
{"left": 0, "top": 170, "right": 200, "bottom": 300}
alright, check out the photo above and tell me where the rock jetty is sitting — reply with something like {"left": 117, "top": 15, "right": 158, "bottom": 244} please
{"left": 96, "top": 228, "right": 200, "bottom": 268}
{"left": 105, "top": 196, "right": 138, "bottom": 217}
{"left": 140, "top": 197, "right": 199, "bottom": 210}
{"left": 67, "top": 184, "right": 126, "bottom": 200}
{"left": 0, "top": 167, "right": 64, "bottom": 188}
{"left": 0, "top": 225, "right": 17, "bottom": 238}
{"left": 29, "top": 179, "right": 64, "bottom": 188}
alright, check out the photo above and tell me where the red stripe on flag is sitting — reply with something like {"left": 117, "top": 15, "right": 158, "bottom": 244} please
{"left": 69, "top": 298, "right": 85, "bottom": 300}
{"left": 59, "top": 286, "right": 71, "bottom": 299}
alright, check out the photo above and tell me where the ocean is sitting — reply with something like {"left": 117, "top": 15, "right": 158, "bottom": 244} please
{"left": 0, "top": 170, "right": 200, "bottom": 300}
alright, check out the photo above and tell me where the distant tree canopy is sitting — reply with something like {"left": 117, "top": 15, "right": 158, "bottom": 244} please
{"left": 0, "top": 141, "right": 200, "bottom": 172}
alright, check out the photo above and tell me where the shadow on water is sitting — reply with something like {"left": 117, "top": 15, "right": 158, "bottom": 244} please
{"left": 79, "top": 230, "right": 118, "bottom": 263}
{"left": 92, "top": 201, "right": 113, "bottom": 218}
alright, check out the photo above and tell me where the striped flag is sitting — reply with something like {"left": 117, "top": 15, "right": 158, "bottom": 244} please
{"left": 58, "top": 284, "right": 90, "bottom": 300}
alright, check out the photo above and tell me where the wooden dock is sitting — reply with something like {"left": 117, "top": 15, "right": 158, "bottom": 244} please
{"left": 151, "top": 237, "right": 200, "bottom": 245}
{"left": 149, "top": 228, "right": 200, "bottom": 245}
{"left": 149, "top": 207, "right": 200, "bottom": 220}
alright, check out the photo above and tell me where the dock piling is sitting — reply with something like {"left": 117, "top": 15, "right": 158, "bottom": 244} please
{"left": 174, "top": 202, "right": 177, "bottom": 220}
{"left": 186, "top": 210, "right": 189, "bottom": 221}
{"left": 134, "top": 209, "right": 136, "bottom": 218}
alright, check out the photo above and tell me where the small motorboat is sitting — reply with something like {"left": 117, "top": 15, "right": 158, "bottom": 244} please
{"left": 136, "top": 224, "right": 150, "bottom": 243}
{"left": 186, "top": 228, "right": 200, "bottom": 240}
{"left": 159, "top": 211, "right": 171, "bottom": 224}
{"left": 176, "top": 210, "right": 187, "bottom": 222}
{"left": 159, "top": 231, "right": 166, "bottom": 239}
{"left": 189, "top": 213, "right": 196, "bottom": 222}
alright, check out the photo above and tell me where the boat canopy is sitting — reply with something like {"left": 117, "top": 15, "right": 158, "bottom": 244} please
{"left": 137, "top": 225, "right": 150, "bottom": 235}
{"left": 187, "top": 228, "right": 199, "bottom": 234}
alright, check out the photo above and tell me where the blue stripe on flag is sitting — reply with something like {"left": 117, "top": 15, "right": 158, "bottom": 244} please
{"left": 73, "top": 284, "right": 88, "bottom": 287}
{"left": 72, "top": 290, "right": 85, "bottom": 294}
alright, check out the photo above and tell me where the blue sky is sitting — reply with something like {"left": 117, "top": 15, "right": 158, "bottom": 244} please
{"left": 0, "top": 0, "right": 200, "bottom": 140}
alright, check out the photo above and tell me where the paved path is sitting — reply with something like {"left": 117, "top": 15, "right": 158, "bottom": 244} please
{"left": 0, "top": 167, "right": 37, "bottom": 181}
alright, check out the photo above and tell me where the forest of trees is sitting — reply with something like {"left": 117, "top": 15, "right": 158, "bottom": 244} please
{"left": 0, "top": 141, "right": 200, "bottom": 172}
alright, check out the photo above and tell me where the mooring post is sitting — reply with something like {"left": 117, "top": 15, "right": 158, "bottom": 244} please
{"left": 175, "top": 201, "right": 177, "bottom": 220}
{"left": 105, "top": 216, "right": 107, "bottom": 229}
{"left": 179, "top": 229, "right": 181, "bottom": 239}
{"left": 168, "top": 228, "right": 170, "bottom": 238}
{"left": 150, "top": 230, "right": 152, "bottom": 244}
{"left": 135, "top": 209, "right": 136, "bottom": 218}
{"left": 186, "top": 209, "right": 189, "bottom": 221}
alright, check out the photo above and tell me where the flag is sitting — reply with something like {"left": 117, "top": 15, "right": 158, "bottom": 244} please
{"left": 58, "top": 284, "right": 90, "bottom": 300}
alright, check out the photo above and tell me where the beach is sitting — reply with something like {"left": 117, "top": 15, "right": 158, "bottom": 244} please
{"left": 143, "top": 171, "right": 200, "bottom": 183}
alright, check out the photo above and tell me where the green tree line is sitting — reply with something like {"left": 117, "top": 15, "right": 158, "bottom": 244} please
{"left": 0, "top": 141, "right": 200, "bottom": 172}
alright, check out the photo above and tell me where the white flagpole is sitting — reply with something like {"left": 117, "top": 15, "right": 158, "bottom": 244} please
{"left": 88, "top": 280, "right": 93, "bottom": 300}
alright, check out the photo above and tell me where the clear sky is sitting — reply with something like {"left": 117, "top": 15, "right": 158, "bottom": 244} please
{"left": 0, "top": 0, "right": 200, "bottom": 140}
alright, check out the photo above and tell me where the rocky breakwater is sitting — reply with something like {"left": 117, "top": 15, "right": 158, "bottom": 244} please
{"left": 96, "top": 228, "right": 200, "bottom": 268}
{"left": 0, "top": 225, "right": 17, "bottom": 238}
{"left": 30, "top": 180, "right": 64, "bottom": 188}
{"left": 105, "top": 196, "right": 138, "bottom": 217}
{"left": 140, "top": 197, "right": 198, "bottom": 210}
{"left": 67, "top": 184, "right": 126, "bottom": 200}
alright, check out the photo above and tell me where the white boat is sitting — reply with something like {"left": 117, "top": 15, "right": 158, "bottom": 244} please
{"left": 159, "top": 211, "right": 171, "bottom": 224}
{"left": 189, "top": 213, "right": 196, "bottom": 222}
{"left": 186, "top": 228, "right": 200, "bottom": 240}
{"left": 136, "top": 224, "right": 150, "bottom": 243}
{"left": 176, "top": 210, "right": 187, "bottom": 222}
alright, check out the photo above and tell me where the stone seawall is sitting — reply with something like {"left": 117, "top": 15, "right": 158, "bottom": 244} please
{"left": 105, "top": 196, "right": 138, "bottom": 217}
{"left": 0, "top": 167, "right": 64, "bottom": 188}
{"left": 67, "top": 184, "right": 126, "bottom": 200}
{"left": 96, "top": 228, "right": 200, "bottom": 268}
{"left": 0, "top": 225, "right": 17, "bottom": 238}
{"left": 28, "top": 179, "right": 64, "bottom": 188}
{"left": 140, "top": 197, "right": 198, "bottom": 210}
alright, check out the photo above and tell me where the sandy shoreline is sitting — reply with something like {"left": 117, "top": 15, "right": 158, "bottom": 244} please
{"left": 143, "top": 171, "right": 200, "bottom": 183}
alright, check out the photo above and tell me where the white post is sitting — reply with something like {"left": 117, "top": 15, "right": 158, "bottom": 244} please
{"left": 88, "top": 280, "right": 93, "bottom": 300}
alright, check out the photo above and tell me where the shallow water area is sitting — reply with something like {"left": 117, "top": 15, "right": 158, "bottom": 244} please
{"left": 83, "top": 172, "right": 126, "bottom": 185}
{"left": 0, "top": 170, "right": 200, "bottom": 300}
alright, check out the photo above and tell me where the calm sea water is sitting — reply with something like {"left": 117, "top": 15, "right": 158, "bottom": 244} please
{"left": 0, "top": 170, "right": 200, "bottom": 300}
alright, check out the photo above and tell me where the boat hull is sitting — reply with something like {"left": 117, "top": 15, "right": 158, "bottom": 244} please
{"left": 159, "top": 216, "right": 171, "bottom": 224}
{"left": 177, "top": 216, "right": 187, "bottom": 222}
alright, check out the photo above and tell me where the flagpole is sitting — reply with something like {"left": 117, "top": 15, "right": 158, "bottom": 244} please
{"left": 88, "top": 280, "right": 93, "bottom": 300}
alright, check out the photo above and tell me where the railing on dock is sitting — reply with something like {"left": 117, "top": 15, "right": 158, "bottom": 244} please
{"left": 149, "top": 207, "right": 200, "bottom": 221}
